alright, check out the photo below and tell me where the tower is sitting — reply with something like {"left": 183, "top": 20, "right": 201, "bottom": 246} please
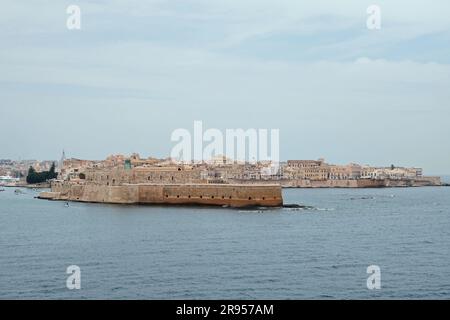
{"left": 59, "top": 150, "right": 66, "bottom": 174}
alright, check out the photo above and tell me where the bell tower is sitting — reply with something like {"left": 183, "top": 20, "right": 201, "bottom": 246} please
{"left": 59, "top": 149, "right": 67, "bottom": 177}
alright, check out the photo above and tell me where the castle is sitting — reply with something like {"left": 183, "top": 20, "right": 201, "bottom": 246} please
{"left": 38, "top": 153, "right": 441, "bottom": 207}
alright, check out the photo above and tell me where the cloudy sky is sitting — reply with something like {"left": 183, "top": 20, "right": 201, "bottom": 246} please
{"left": 1, "top": 0, "right": 449, "bottom": 174}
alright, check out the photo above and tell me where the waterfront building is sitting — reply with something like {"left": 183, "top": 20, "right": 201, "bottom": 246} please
{"left": 25, "top": 153, "right": 438, "bottom": 189}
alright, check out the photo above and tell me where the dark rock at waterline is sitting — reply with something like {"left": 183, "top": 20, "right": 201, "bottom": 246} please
{"left": 283, "top": 204, "right": 315, "bottom": 210}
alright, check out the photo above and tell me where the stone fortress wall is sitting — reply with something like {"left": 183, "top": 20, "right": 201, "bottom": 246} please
{"left": 40, "top": 181, "right": 283, "bottom": 207}
{"left": 83, "top": 166, "right": 204, "bottom": 186}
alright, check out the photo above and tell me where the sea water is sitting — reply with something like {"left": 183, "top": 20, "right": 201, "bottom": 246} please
{"left": 0, "top": 186, "right": 449, "bottom": 299}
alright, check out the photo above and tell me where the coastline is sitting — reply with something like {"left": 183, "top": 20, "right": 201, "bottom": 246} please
{"left": 229, "top": 177, "right": 442, "bottom": 188}
{"left": 3, "top": 182, "right": 50, "bottom": 189}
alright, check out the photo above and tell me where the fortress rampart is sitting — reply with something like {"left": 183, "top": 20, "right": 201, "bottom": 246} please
{"left": 83, "top": 166, "right": 204, "bottom": 185}
{"left": 39, "top": 181, "right": 283, "bottom": 207}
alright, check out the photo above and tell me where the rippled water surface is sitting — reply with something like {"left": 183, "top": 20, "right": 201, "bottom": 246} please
{"left": 1, "top": 186, "right": 449, "bottom": 299}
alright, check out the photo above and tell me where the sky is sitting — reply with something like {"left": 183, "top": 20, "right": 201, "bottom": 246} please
{"left": 0, "top": 0, "right": 449, "bottom": 174}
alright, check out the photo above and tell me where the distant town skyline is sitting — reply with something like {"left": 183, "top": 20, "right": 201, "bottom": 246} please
{"left": 0, "top": 151, "right": 442, "bottom": 176}
{"left": 1, "top": 1, "right": 450, "bottom": 175}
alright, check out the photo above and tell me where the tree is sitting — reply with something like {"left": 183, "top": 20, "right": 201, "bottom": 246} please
{"left": 26, "top": 166, "right": 37, "bottom": 184}
{"left": 26, "top": 163, "right": 58, "bottom": 184}
{"left": 47, "top": 162, "right": 57, "bottom": 180}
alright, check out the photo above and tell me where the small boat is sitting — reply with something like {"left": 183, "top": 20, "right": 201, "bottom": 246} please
{"left": 0, "top": 188, "right": 5, "bottom": 192}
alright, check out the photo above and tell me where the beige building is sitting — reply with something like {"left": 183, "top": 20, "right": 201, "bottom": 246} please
{"left": 285, "top": 159, "right": 328, "bottom": 181}
{"left": 56, "top": 154, "right": 432, "bottom": 188}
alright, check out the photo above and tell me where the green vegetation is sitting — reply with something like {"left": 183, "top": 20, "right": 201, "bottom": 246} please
{"left": 26, "top": 162, "right": 58, "bottom": 184}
